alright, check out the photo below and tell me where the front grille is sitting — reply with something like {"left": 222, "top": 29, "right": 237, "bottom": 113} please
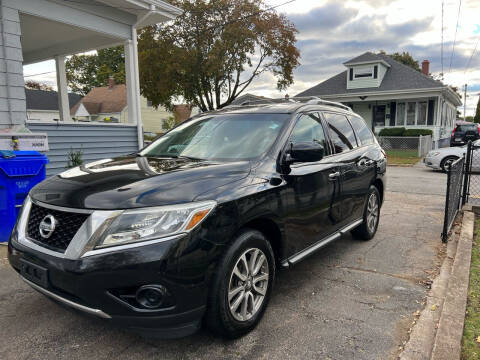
{"left": 27, "top": 203, "right": 90, "bottom": 253}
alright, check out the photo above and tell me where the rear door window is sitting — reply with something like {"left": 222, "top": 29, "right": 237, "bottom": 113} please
{"left": 323, "top": 112, "right": 358, "bottom": 153}
{"left": 349, "top": 115, "right": 375, "bottom": 146}
{"left": 457, "top": 125, "right": 478, "bottom": 132}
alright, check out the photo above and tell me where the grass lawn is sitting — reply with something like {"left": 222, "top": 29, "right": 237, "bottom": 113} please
{"left": 461, "top": 219, "right": 480, "bottom": 359}
{"left": 386, "top": 150, "right": 421, "bottom": 165}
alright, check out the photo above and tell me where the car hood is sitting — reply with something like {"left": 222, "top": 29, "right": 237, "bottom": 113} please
{"left": 30, "top": 156, "right": 251, "bottom": 209}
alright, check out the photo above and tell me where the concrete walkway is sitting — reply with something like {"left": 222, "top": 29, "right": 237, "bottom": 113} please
{"left": 0, "top": 165, "right": 447, "bottom": 360}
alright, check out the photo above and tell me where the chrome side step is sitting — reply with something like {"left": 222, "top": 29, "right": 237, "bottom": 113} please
{"left": 22, "top": 277, "right": 111, "bottom": 319}
{"left": 281, "top": 218, "right": 363, "bottom": 267}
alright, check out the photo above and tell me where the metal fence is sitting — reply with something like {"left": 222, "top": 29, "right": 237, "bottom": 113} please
{"left": 378, "top": 135, "right": 432, "bottom": 157}
{"left": 462, "top": 140, "right": 480, "bottom": 205}
{"left": 441, "top": 156, "right": 465, "bottom": 242}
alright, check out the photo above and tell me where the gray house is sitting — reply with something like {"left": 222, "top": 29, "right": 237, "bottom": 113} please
{"left": 297, "top": 52, "right": 462, "bottom": 147}
{"left": 0, "top": 0, "right": 181, "bottom": 175}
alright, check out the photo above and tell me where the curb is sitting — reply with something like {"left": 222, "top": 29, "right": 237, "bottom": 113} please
{"left": 431, "top": 211, "right": 474, "bottom": 360}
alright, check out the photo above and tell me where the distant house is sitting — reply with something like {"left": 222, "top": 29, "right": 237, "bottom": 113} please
{"left": 297, "top": 52, "right": 462, "bottom": 147}
{"left": 70, "top": 78, "right": 196, "bottom": 133}
{"left": 26, "top": 89, "right": 82, "bottom": 122}
{"left": 230, "top": 93, "right": 270, "bottom": 105}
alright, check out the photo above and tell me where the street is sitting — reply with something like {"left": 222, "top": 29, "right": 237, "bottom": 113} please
{"left": 0, "top": 165, "right": 447, "bottom": 360}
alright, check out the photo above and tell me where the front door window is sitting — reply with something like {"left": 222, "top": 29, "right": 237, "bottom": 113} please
{"left": 374, "top": 105, "right": 386, "bottom": 127}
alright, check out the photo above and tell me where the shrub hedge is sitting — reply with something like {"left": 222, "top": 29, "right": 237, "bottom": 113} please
{"left": 378, "top": 127, "right": 433, "bottom": 137}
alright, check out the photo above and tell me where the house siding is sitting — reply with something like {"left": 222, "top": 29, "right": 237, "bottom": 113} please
{"left": 0, "top": 1, "right": 26, "bottom": 127}
{"left": 26, "top": 122, "right": 139, "bottom": 176}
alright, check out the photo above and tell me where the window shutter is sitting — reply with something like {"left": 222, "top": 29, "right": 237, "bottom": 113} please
{"left": 349, "top": 68, "right": 353, "bottom": 81}
{"left": 374, "top": 65, "right": 378, "bottom": 79}
{"left": 390, "top": 102, "right": 396, "bottom": 126}
{"left": 427, "top": 100, "right": 435, "bottom": 125}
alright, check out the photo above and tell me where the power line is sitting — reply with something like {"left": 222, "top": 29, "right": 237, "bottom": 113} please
{"left": 24, "top": 71, "right": 56, "bottom": 78}
{"left": 449, "top": 0, "right": 462, "bottom": 73}
{"left": 464, "top": 35, "right": 480, "bottom": 75}
{"left": 441, "top": 0, "right": 444, "bottom": 79}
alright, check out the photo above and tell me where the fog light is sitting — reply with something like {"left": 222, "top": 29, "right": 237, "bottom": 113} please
{"left": 135, "top": 285, "right": 167, "bottom": 309}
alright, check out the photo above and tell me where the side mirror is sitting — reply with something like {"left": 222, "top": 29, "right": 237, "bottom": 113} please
{"left": 287, "top": 142, "right": 325, "bottom": 163}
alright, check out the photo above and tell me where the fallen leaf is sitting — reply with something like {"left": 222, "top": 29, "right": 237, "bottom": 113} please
{"left": 431, "top": 304, "right": 437, "bottom": 311}
{"left": 476, "top": 336, "right": 480, "bottom": 343}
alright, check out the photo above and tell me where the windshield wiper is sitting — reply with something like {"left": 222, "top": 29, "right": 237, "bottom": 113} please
{"left": 143, "top": 154, "right": 204, "bottom": 161}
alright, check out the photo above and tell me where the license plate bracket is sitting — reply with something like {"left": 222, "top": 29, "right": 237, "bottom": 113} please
{"left": 20, "top": 259, "right": 49, "bottom": 288}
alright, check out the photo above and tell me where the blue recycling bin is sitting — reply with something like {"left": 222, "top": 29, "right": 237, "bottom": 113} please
{"left": 0, "top": 151, "right": 49, "bottom": 243}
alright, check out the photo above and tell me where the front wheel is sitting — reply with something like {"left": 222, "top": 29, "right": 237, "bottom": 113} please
{"left": 205, "top": 229, "right": 275, "bottom": 338}
{"left": 440, "top": 156, "right": 459, "bottom": 172}
{"left": 352, "top": 186, "right": 380, "bottom": 240}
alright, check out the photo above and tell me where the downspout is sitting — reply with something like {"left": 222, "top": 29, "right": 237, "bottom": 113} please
{"left": 133, "top": 6, "right": 155, "bottom": 149}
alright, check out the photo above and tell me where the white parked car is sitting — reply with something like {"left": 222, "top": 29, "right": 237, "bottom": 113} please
{"left": 424, "top": 140, "right": 480, "bottom": 172}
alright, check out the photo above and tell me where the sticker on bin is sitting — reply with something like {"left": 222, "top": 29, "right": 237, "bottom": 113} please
{"left": 0, "top": 133, "right": 49, "bottom": 151}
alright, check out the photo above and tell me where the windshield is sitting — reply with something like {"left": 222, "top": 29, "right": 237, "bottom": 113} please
{"left": 141, "top": 113, "right": 289, "bottom": 161}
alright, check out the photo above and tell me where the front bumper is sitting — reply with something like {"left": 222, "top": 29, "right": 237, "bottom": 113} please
{"left": 8, "top": 230, "right": 209, "bottom": 338}
{"left": 423, "top": 156, "right": 442, "bottom": 170}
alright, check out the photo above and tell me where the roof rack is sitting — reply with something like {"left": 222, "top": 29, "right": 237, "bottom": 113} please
{"left": 229, "top": 96, "right": 352, "bottom": 111}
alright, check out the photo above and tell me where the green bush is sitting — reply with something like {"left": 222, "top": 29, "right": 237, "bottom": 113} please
{"left": 403, "top": 128, "right": 433, "bottom": 136}
{"left": 378, "top": 127, "right": 433, "bottom": 137}
{"left": 378, "top": 127, "right": 406, "bottom": 136}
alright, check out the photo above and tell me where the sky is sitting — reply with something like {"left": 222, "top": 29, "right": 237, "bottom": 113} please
{"left": 23, "top": 0, "right": 480, "bottom": 116}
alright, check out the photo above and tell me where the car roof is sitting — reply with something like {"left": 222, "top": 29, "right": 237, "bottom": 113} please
{"left": 204, "top": 103, "right": 356, "bottom": 116}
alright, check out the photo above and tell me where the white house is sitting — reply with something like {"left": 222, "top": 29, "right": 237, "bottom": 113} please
{"left": 297, "top": 52, "right": 462, "bottom": 147}
{"left": 0, "top": 0, "right": 181, "bottom": 175}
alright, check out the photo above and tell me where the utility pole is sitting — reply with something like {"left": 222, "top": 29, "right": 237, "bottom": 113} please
{"left": 464, "top": 84, "right": 467, "bottom": 120}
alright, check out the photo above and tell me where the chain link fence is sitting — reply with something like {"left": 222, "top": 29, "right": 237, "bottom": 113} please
{"left": 463, "top": 141, "right": 480, "bottom": 205}
{"left": 442, "top": 156, "right": 465, "bottom": 242}
{"left": 378, "top": 135, "right": 432, "bottom": 157}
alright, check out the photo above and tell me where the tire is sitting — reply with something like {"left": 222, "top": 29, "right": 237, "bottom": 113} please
{"left": 440, "top": 156, "right": 459, "bottom": 172}
{"left": 352, "top": 185, "right": 381, "bottom": 241}
{"left": 205, "top": 229, "right": 275, "bottom": 338}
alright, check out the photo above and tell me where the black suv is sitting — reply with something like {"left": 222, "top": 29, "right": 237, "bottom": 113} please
{"left": 8, "top": 99, "right": 386, "bottom": 339}
{"left": 451, "top": 123, "right": 480, "bottom": 146}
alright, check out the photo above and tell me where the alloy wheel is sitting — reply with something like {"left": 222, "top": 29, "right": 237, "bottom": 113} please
{"left": 367, "top": 193, "right": 379, "bottom": 233}
{"left": 228, "top": 248, "right": 269, "bottom": 322}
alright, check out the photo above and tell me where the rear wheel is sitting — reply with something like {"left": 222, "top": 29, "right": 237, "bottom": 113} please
{"left": 352, "top": 186, "right": 380, "bottom": 240}
{"left": 205, "top": 229, "right": 275, "bottom": 338}
{"left": 440, "top": 156, "right": 459, "bottom": 172}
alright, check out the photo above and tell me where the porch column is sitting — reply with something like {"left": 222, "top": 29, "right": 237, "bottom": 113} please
{"left": 0, "top": 2, "right": 26, "bottom": 128}
{"left": 124, "top": 30, "right": 143, "bottom": 149}
{"left": 55, "top": 55, "right": 70, "bottom": 122}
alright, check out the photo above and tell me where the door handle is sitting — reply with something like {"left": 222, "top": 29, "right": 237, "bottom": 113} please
{"left": 329, "top": 171, "right": 340, "bottom": 181}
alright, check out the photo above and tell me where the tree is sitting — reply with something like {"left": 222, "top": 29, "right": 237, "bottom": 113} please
{"left": 138, "top": 0, "right": 300, "bottom": 111}
{"left": 474, "top": 97, "right": 480, "bottom": 124}
{"left": 379, "top": 51, "right": 421, "bottom": 72}
{"left": 65, "top": 46, "right": 125, "bottom": 95}
{"left": 25, "top": 80, "right": 53, "bottom": 91}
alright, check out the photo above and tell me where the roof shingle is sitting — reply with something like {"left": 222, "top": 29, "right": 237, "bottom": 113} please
{"left": 26, "top": 89, "right": 82, "bottom": 111}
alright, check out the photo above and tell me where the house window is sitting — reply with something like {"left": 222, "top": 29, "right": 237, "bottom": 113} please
{"left": 406, "top": 102, "right": 416, "bottom": 125}
{"left": 417, "top": 101, "right": 427, "bottom": 125}
{"left": 147, "top": 100, "right": 152, "bottom": 107}
{"left": 353, "top": 66, "right": 373, "bottom": 79}
{"left": 396, "top": 102, "right": 405, "bottom": 126}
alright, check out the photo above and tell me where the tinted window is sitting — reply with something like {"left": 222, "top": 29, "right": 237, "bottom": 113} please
{"left": 323, "top": 113, "right": 357, "bottom": 153}
{"left": 457, "top": 124, "right": 478, "bottom": 132}
{"left": 289, "top": 113, "right": 327, "bottom": 151}
{"left": 349, "top": 116, "right": 374, "bottom": 146}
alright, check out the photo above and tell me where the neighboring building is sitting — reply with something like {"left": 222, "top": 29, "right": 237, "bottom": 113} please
{"left": 70, "top": 79, "right": 196, "bottom": 133}
{"left": 26, "top": 89, "right": 82, "bottom": 122}
{"left": 230, "top": 93, "right": 269, "bottom": 105}
{"left": 296, "top": 52, "right": 462, "bottom": 147}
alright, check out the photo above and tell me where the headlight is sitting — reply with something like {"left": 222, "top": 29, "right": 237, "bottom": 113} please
{"left": 95, "top": 201, "right": 216, "bottom": 249}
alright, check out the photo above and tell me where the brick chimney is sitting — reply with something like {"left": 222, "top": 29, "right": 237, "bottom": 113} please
{"left": 108, "top": 76, "right": 115, "bottom": 89}
{"left": 421, "top": 60, "right": 430, "bottom": 76}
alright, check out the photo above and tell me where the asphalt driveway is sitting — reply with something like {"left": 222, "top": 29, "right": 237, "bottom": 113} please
{"left": 0, "top": 165, "right": 446, "bottom": 360}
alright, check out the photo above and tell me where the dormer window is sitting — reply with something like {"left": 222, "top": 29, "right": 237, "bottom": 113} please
{"left": 351, "top": 65, "right": 378, "bottom": 79}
